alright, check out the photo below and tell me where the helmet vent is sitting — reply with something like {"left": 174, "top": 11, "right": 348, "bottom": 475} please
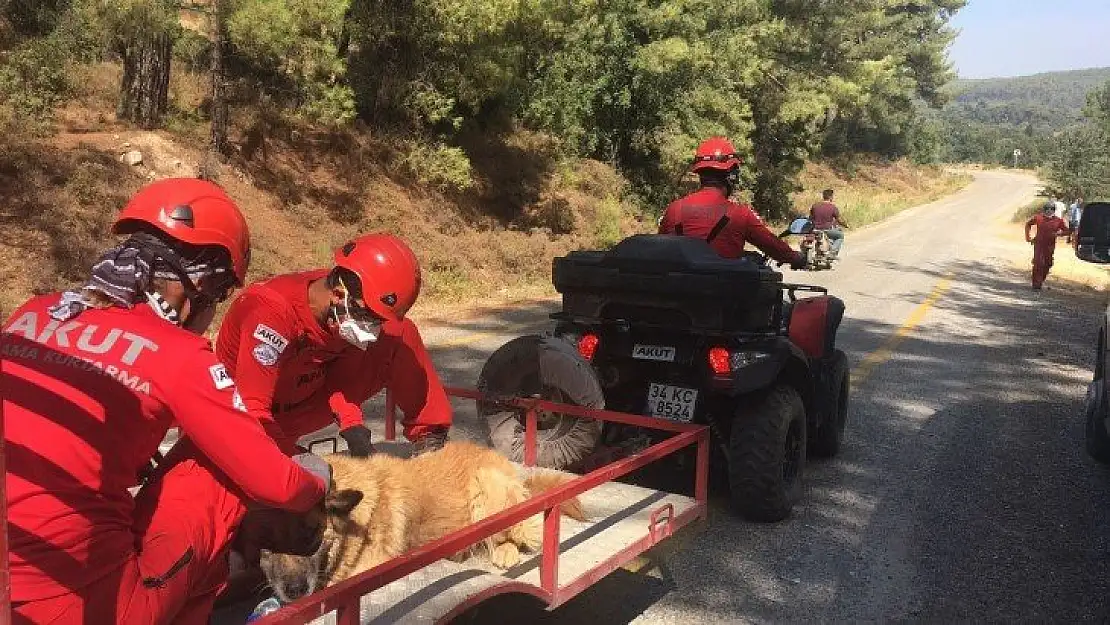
{"left": 168, "top": 205, "right": 195, "bottom": 227}
{"left": 341, "top": 241, "right": 356, "bottom": 256}
{"left": 381, "top": 293, "right": 397, "bottom": 307}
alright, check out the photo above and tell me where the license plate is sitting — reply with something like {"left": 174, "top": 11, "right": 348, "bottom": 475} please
{"left": 645, "top": 383, "right": 697, "bottom": 422}
{"left": 632, "top": 344, "right": 676, "bottom": 362}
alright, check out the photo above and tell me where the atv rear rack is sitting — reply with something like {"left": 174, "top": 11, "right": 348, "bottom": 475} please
{"left": 256, "top": 387, "right": 709, "bottom": 625}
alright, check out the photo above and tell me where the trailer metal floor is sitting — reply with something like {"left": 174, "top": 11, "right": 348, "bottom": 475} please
{"left": 211, "top": 479, "right": 697, "bottom": 625}
{"left": 305, "top": 480, "right": 696, "bottom": 625}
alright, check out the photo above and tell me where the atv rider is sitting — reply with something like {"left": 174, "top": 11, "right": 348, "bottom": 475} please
{"left": 659, "top": 136, "right": 806, "bottom": 269}
{"left": 3, "top": 178, "right": 328, "bottom": 624}
{"left": 214, "top": 233, "right": 452, "bottom": 458}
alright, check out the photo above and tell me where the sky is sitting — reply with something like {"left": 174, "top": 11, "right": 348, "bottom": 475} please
{"left": 948, "top": 0, "right": 1110, "bottom": 79}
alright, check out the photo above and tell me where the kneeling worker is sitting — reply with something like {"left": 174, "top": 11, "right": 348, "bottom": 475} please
{"left": 215, "top": 233, "right": 453, "bottom": 457}
{"left": 4, "top": 178, "right": 328, "bottom": 623}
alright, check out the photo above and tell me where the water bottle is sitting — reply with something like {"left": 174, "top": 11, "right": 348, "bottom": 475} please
{"left": 246, "top": 597, "right": 283, "bottom": 623}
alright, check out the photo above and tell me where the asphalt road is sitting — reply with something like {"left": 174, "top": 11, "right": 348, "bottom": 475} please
{"left": 229, "top": 170, "right": 1110, "bottom": 623}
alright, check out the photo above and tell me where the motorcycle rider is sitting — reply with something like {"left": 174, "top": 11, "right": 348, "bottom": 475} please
{"left": 809, "top": 188, "right": 849, "bottom": 258}
{"left": 659, "top": 137, "right": 806, "bottom": 269}
{"left": 1025, "top": 200, "right": 1071, "bottom": 290}
{"left": 214, "top": 233, "right": 452, "bottom": 458}
{"left": 3, "top": 178, "right": 329, "bottom": 624}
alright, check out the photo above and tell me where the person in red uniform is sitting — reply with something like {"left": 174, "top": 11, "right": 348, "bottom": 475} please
{"left": 1025, "top": 201, "right": 1071, "bottom": 290}
{"left": 2, "top": 178, "right": 329, "bottom": 624}
{"left": 214, "top": 233, "right": 451, "bottom": 458}
{"left": 659, "top": 136, "right": 805, "bottom": 268}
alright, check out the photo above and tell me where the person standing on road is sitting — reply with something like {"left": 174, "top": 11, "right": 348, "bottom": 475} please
{"left": 1067, "top": 197, "right": 1084, "bottom": 246}
{"left": 659, "top": 136, "right": 805, "bottom": 268}
{"left": 809, "top": 188, "right": 849, "bottom": 258}
{"left": 1025, "top": 201, "right": 1071, "bottom": 290}
{"left": 214, "top": 233, "right": 452, "bottom": 458}
{"left": 2, "top": 178, "right": 329, "bottom": 624}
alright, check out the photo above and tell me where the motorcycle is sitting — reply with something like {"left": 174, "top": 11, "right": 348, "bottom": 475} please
{"left": 781, "top": 218, "right": 836, "bottom": 271}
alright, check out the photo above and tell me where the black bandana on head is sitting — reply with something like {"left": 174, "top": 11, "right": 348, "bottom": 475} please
{"left": 48, "top": 232, "right": 226, "bottom": 323}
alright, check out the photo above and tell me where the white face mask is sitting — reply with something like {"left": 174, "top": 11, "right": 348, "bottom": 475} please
{"left": 333, "top": 288, "right": 382, "bottom": 350}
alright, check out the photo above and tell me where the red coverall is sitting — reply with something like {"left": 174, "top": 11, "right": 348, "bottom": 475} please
{"left": 214, "top": 270, "right": 452, "bottom": 451}
{"left": 1025, "top": 213, "right": 1069, "bottom": 289}
{"left": 659, "top": 187, "right": 799, "bottom": 263}
{"left": 2, "top": 295, "right": 325, "bottom": 624}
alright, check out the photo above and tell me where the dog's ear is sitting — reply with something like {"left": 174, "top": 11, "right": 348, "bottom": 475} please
{"left": 325, "top": 489, "right": 363, "bottom": 517}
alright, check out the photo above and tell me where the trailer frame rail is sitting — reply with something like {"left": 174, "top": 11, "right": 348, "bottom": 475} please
{"left": 258, "top": 386, "right": 709, "bottom": 625}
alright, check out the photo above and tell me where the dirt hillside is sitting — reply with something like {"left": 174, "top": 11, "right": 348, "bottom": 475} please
{"left": 0, "top": 63, "right": 969, "bottom": 321}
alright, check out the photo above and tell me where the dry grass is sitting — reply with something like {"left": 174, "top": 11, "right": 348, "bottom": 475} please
{"left": 789, "top": 159, "right": 972, "bottom": 228}
{"left": 0, "top": 64, "right": 972, "bottom": 321}
{"left": 1013, "top": 199, "right": 1050, "bottom": 222}
{"left": 0, "top": 134, "right": 142, "bottom": 317}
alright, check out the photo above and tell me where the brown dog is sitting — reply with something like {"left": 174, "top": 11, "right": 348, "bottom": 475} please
{"left": 259, "top": 440, "right": 586, "bottom": 603}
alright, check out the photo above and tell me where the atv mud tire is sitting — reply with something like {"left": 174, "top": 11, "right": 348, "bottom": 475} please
{"left": 479, "top": 335, "right": 604, "bottom": 470}
{"left": 810, "top": 349, "right": 850, "bottom": 458}
{"left": 728, "top": 384, "right": 806, "bottom": 522}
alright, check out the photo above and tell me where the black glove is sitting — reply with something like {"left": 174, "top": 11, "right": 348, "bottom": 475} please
{"left": 789, "top": 251, "right": 807, "bottom": 270}
{"left": 339, "top": 424, "right": 375, "bottom": 457}
{"left": 292, "top": 452, "right": 332, "bottom": 492}
{"left": 410, "top": 427, "right": 449, "bottom": 457}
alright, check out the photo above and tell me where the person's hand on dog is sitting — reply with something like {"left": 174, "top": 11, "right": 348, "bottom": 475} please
{"left": 292, "top": 452, "right": 332, "bottom": 493}
{"left": 411, "top": 426, "right": 448, "bottom": 457}
{"left": 339, "top": 424, "right": 375, "bottom": 457}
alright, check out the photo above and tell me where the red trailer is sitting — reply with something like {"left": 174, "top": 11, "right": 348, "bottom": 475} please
{"left": 256, "top": 386, "right": 710, "bottom": 625}
{"left": 0, "top": 386, "right": 708, "bottom": 625}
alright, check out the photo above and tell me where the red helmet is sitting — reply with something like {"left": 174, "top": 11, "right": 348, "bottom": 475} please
{"left": 691, "top": 137, "right": 742, "bottom": 173}
{"left": 333, "top": 234, "right": 422, "bottom": 322}
{"left": 112, "top": 178, "right": 251, "bottom": 285}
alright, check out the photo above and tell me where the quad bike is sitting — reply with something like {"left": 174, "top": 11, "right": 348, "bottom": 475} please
{"left": 477, "top": 234, "right": 850, "bottom": 522}
{"left": 781, "top": 218, "right": 836, "bottom": 271}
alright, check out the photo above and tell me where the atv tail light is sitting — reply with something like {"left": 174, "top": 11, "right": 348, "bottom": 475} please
{"left": 708, "top": 346, "right": 731, "bottom": 376}
{"left": 577, "top": 333, "right": 600, "bottom": 361}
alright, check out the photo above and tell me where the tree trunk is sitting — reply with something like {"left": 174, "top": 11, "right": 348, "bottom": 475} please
{"left": 209, "top": 0, "right": 230, "bottom": 157}
{"left": 118, "top": 31, "right": 172, "bottom": 129}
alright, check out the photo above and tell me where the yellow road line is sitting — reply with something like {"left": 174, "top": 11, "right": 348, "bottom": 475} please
{"left": 851, "top": 273, "right": 954, "bottom": 388}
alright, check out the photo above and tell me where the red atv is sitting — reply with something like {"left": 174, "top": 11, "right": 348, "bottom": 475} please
{"left": 477, "top": 234, "right": 850, "bottom": 522}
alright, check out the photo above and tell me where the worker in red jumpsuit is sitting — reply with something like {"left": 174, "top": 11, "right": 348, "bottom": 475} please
{"left": 3, "top": 178, "right": 329, "bottom": 624}
{"left": 1025, "top": 201, "right": 1071, "bottom": 290}
{"left": 659, "top": 136, "right": 806, "bottom": 269}
{"left": 214, "top": 233, "right": 452, "bottom": 458}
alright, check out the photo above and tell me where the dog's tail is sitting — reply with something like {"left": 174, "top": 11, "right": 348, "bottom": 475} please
{"left": 523, "top": 470, "right": 588, "bottom": 522}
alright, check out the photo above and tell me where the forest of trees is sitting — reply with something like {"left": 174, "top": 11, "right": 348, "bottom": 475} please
{"left": 927, "top": 67, "right": 1110, "bottom": 170}
{"left": 0, "top": 0, "right": 967, "bottom": 219}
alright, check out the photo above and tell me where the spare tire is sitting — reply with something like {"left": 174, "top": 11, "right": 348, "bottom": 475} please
{"left": 478, "top": 335, "right": 604, "bottom": 470}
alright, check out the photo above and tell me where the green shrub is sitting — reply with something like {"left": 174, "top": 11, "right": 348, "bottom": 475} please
{"left": 399, "top": 141, "right": 474, "bottom": 191}
{"left": 592, "top": 196, "right": 625, "bottom": 248}
{"left": 173, "top": 29, "right": 211, "bottom": 72}
{"left": 0, "top": 35, "right": 70, "bottom": 133}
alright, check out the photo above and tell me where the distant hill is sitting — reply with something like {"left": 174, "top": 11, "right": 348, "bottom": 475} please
{"left": 930, "top": 67, "right": 1110, "bottom": 165}
{"left": 943, "top": 67, "right": 1110, "bottom": 130}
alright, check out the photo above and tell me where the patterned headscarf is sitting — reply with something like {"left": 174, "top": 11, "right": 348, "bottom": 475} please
{"left": 48, "top": 232, "right": 227, "bottom": 324}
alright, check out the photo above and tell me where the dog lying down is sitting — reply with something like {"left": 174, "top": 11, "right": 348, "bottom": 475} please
{"left": 260, "top": 440, "right": 588, "bottom": 604}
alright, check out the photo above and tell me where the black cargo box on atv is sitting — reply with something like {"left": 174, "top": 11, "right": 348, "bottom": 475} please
{"left": 552, "top": 234, "right": 784, "bottom": 333}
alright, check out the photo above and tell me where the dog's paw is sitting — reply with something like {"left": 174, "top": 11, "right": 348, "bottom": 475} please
{"left": 490, "top": 542, "right": 522, "bottom": 569}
